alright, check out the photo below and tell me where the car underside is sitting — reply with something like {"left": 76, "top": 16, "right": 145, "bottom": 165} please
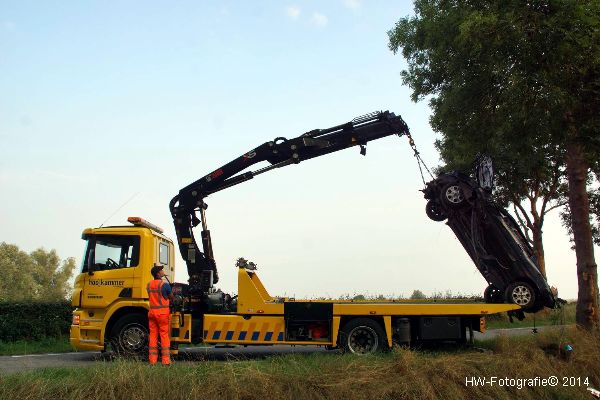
{"left": 423, "top": 171, "right": 556, "bottom": 313}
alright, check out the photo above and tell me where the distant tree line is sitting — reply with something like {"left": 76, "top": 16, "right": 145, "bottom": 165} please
{"left": 0, "top": 242, "right": 75, "bottom": 341}
{"left": 0, "top": 242, "right": 75, "bottom": 302}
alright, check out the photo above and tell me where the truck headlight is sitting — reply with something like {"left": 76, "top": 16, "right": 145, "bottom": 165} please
{"left": 72, "top": 314, "right": 80, "bottom": 325}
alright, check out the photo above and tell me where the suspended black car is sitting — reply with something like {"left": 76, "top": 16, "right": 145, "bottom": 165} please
{"left": 423, "top": 170, "right": 556, "bottom": 313}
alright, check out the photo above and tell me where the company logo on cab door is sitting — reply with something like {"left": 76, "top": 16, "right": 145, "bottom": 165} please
{"left": 89, "top": 279, "right": 125, "bottom": 287}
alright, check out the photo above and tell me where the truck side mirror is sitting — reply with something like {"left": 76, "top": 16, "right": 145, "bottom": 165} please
{"left": 87, "top": 248, "right": 96, "bottom": 275}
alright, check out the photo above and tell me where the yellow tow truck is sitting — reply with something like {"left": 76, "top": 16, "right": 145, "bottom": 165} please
{"left": 70, "top": 111, "right": 522, "bottom": 355}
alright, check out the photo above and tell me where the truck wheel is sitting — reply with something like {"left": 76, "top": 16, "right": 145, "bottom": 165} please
{"left": 340, "top": 318, "right": 387, "bottom": 355}
{"left": 504, "top": 281, "right": 537, "bottom": 311}
{"left": 426, "top": 200, "right": 447, "bottom": 221}
{"left": 441, "top": 183, "right": 464, "bottom": 207}
{"left": 110, "top": 314, "right": 148, "bottom": 357}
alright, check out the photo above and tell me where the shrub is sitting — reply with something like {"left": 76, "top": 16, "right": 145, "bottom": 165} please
{"left": 0, "top": 301, "right": 72, "bottom": 342}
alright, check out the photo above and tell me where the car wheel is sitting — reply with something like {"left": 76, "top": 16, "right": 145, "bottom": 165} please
{"left": 484, "top": 285, "right": 502, "bottom": 303}
{"left": 110, "top": 314, "right": 148, "bottom": 357}
{"left": 504, "top": 282, "right": 537, "bottom": 311}
{"left": 340, "top": 318, "right": 387, "bottom": 354}
{"left": 426, "top": 200, "right": 447, "bottom": 221}
{"left": 441, "top": 183, "right": 465, "bottom": 207}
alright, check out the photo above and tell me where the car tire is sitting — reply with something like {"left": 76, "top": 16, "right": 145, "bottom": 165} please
{"left": 426, "top": 200, "right": 447, "bottom": 221}
{"left": 504, "top": 281, "right": 537, "bottom": 311}
{"left": 339, "top": 318, "right": 387, "bottom": 354}
{"left": 440, "top": 182, "right": 465, "bottom": 207}
{"left": 484, "top": 285, "right": 502, "bottom": 303}
{"left": 110, "top": 314, "right": 148, "bottom": 358}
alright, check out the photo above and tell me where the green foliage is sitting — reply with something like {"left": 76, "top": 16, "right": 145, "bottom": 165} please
{"left": 388, "top": 0, "right": 600, "bottom": 190}
{"left": 387, "top": 0, "right": 600, "bottom": 200}
{"left": 0, "top": 242, "right": 76, "bottom": 301}
{"left": 0, "top": 301, "right": 72, "bottom": 341}
{"left": 409, "top": 289, "right": 426, "bottom": 300}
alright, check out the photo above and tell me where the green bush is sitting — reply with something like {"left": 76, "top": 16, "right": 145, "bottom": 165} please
{"left": 0, "top": 301, "right": 72, "bottom": 342}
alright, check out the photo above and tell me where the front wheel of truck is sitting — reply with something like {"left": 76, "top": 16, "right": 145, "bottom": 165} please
{"left": 110, "top": 314, "right": 148, "bottom": 358}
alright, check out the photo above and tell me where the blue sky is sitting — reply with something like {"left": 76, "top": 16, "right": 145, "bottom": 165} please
{"left": 0, "top": 1, "right": 589, "bottom": 299}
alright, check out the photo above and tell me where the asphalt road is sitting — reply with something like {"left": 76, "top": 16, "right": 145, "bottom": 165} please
{"left": 0, "top": 326, "right": 565, "bottom": 375}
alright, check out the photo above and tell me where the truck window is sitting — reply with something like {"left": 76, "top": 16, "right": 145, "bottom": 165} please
{"left": 159, "top": 242, "right": 169, "bottom": 265}
{"left": 81, "top": 235, "right": 140, "bottom": 272}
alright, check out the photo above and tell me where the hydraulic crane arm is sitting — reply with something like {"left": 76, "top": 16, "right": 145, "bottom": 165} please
{"left": 169, "top": 111, "right": 410, "bottom": 293}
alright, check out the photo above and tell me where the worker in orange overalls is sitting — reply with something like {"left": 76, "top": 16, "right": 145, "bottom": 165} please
{"left": 147, "top": 264, "right": 174, "bottom": 365}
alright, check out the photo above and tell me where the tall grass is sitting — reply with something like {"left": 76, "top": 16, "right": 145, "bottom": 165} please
{"left": 1, "top": 327, "right": 598, "bottom": 400}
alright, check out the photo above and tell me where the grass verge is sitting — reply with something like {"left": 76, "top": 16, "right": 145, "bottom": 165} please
{"left": 486, "top": 301, "right": 576, "bottom": 329}
{"left": 0, "top": 327, "right": 598, "bottom": 400}
{"left": 0, "top": 337, "right": 73, "bottom": 356}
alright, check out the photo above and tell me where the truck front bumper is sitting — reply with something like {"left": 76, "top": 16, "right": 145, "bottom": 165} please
{"left": 70, "top": 310, "right": 105, "bottom": 351}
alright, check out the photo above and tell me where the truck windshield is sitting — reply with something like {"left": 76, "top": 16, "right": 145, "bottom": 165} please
{"left": 81, "top": 235, "right": 140, "bottom": 272}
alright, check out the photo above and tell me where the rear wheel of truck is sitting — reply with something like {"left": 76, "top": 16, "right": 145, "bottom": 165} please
{"left": 110, "top": 314, "right": 148, "bottom": 358}
{"left": 340, "top": 318, "right": 387, "bottom": 355}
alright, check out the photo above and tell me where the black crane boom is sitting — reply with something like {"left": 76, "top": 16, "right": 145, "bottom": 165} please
{"left": 169, "top": 111, "right": 410, "bottom": 294}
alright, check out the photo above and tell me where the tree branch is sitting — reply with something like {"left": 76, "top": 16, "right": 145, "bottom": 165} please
{"left": 545, "top": 200, "right": 569, "bottom": 214}
{"left": 513, "top": 203, "right": 533, "bottom": 244}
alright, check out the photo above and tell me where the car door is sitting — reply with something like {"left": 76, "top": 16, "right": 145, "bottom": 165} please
{"left": 81, "top": 234, "right": 139, "bottom": 309}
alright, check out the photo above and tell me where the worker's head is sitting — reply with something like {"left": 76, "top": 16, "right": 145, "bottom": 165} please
{"left": 151, "top": 264, "right": 164, "bottom": 279}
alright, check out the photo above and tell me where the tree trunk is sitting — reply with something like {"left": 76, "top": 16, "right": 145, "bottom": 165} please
{"left": 531, "top": 223, "right": 546, "bottom": 278}
{"left": 565, "top": 137, "right": 599, "bottom": 330}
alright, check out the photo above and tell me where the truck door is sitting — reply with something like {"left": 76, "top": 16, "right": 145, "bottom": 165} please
{"left": 81, "top": 234, "right": 139, "bottom": 309}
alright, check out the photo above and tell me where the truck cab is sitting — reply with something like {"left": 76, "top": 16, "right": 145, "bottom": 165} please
{"left": 70, "top": 217, "right": 175, "bottom": 353}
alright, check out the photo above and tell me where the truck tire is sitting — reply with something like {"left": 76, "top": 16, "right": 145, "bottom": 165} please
{"left": 340, "top": 318, "right": 387, "bottom": 354}
{"left": 110, "top": 314, "right": 148, "bottom": 358}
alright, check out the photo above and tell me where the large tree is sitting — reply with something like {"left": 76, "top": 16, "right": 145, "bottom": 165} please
{"left": 389, "top": 0, "right": 599, "bottom": 329}
{"left": 0, "top": 242, "right": 76, "bottom": 301}
{"left": 562, "top": 172, "right": 600, "bottom": 247}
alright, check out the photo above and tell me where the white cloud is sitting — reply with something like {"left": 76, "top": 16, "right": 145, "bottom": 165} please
{"left": 286, "top": 6, "right": 301, "bottom": 19}
{"left": 343, "top": 0, "right": 361, "bottom": 10}
{"left": 310, "top": 12, "right": 328, "bottom": 27}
